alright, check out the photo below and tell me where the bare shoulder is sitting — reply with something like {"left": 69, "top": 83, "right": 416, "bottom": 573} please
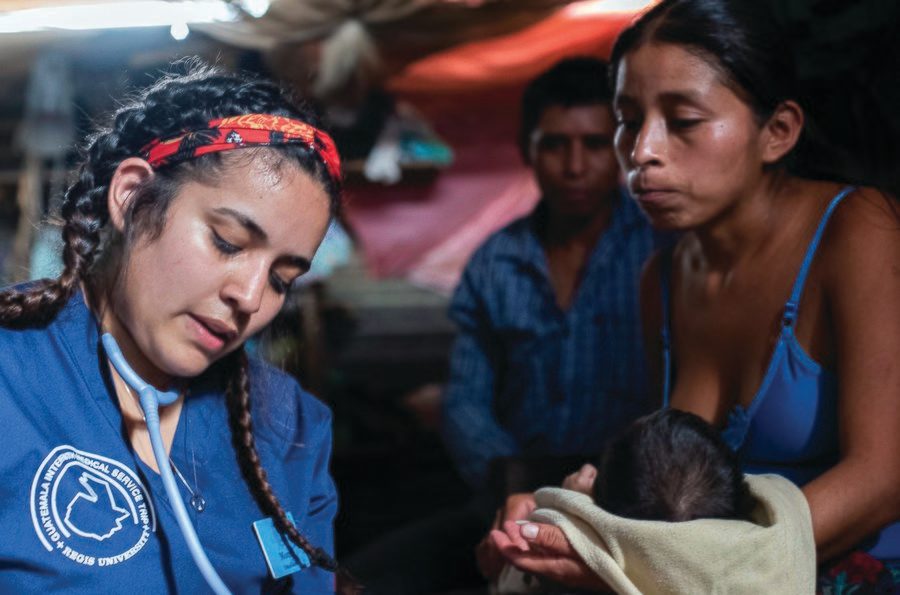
{"left": 819, "top": 185, "right": 900, "bottom": 279}
{"left": 830, "top": 185, "right": 899, "bottom": 229}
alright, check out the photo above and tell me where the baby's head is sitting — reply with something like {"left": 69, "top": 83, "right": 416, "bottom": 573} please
{"left": 593, "top": 409, "right": 751, "bottom": 522}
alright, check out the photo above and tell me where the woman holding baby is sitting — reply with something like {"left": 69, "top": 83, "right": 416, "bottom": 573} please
{"left": 483, "top": 0, "right": 900, "bottom": 591}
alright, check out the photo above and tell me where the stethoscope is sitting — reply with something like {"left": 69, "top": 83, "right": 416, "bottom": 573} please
{"left": 102, "top": 333, "right": 232, "bottom": 595}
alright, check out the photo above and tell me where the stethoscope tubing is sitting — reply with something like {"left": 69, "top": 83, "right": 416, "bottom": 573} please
{"left": 102, "top": 333, "right": 231, "bottom": 595}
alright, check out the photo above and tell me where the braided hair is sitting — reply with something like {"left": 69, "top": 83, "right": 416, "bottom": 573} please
{"left": 0, "top": 63, "right": 350, "bottom": 586}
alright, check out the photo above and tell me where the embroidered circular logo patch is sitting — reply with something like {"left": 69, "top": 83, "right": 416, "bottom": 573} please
{"left": 30, "top": 445, "right": 156, "bottom": 567}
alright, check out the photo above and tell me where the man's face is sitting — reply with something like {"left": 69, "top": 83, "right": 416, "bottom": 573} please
{"left": 528, "top": 104, "right": 620, "bottom": 218}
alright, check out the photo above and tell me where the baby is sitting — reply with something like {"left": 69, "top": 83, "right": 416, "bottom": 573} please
{"left": 590, "top": 408, "right": 752, "bottom": 522}
{"left": 495, "top": 409, "right": 752, "bottom": 594}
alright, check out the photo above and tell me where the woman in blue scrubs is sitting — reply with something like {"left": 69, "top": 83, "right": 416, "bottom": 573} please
{"left": 0, "top": 65, "right": 346, "bottom": 593}
{"left": 485, "top": 1, "right": 900, "bottom": 591}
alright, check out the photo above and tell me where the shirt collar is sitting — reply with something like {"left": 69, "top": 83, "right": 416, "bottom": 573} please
{"left": 493, "top": 187, "right": 645, "bottom": 266}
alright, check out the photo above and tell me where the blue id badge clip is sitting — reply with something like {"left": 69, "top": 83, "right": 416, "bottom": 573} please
{"left": 252, "top": 513, "right": 311, "bottom": 579}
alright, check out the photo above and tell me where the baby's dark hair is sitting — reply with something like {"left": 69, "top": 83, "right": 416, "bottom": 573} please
{"left": 593, "top": 409, "right": 752, "bottom": 522}
{"left": 0, "top": 61, "right": 347, "bottom": 585}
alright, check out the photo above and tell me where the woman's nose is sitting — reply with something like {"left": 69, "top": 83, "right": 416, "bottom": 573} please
{"left": 631, "top": 119, "right": 665, "bottom": 167}
{"left": 221, "top": 265, "right": 267, "bottom": 314}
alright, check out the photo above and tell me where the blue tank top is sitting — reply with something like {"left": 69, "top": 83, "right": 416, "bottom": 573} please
{"left": 661, "top": 185, "right": 900, "bottom": 558}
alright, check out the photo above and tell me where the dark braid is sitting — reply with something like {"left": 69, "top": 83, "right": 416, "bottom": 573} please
{"left": 226, "top": 348, "right": 364, "bottom": 592}
{"left": 225, "top": 348, "right": 336, "bottom": 570}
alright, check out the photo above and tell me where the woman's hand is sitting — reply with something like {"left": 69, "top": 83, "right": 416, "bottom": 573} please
{"left": 490, "top": 520, "right": 611, "bottom": 591}
{"left": 562, "top": 463, "right": 598, "bottom": 495}
{"left": 475, "top": 492, "right": 537, "bottom": 580}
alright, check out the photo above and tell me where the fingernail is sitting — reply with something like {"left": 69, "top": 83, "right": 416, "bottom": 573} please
{"left": 515, "top": 520, "right": 529, "bottom": 525}
{"left": 521, "top": 523, "right": 539, "bottom": 539}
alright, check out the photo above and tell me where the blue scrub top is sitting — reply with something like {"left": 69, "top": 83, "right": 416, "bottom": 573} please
{"left": 0, "top": 292, "right": 337, "bottom": 593}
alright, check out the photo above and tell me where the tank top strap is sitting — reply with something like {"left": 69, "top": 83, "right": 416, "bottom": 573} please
{"left": 781, "top": 185, "right": 856, "bottom": 326}
{"left": 660, "top": 246, "right": 674, "bottom": 406}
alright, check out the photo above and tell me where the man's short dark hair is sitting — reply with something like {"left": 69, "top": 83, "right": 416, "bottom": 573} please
{"left": 519, "top": 56, "right": 613, "bottom": 162}
{"left": 593, "top": 409, "right": 752, "bottom": 522}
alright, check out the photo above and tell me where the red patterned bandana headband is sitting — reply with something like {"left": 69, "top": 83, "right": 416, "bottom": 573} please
{"left": 141, "top": 114, "right": 341, "bottom": 182}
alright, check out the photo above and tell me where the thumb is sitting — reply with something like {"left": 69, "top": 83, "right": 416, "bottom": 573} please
{"left": 519, "top": 523, "right": 574, "bottom": 554}
{"left": 579, "top": 463, "right": 598, "bottom": 481}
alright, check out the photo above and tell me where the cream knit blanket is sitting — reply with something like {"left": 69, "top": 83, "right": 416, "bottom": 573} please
{"left": 502, "top": 474, "right": 815, "bottom": 594}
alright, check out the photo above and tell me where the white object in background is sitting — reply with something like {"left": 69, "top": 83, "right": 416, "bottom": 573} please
{"left": 363, "top": 117, "right": 403, "bottom": 184}
{"left": 170, "top": 22, "right": 190, "bottom": 40}
{"left": 239, "top": 0, "right": 270, "bottom": 18}
{"left": 0, "top": 1, "right": 238, "bottom": 34}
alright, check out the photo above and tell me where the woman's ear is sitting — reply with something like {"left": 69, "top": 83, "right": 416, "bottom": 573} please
{"left": 107, "top": 158, "right": 154, "bottom": 233}
{"left": 760, "top": 100, "right": 804, "bottom": 165}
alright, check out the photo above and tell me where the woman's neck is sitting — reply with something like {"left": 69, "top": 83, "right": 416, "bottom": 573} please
{"left": 691, "top": 175, "right": 797, "bottom": 272}
{"left": 110, "top": 361, "right": 185, "bottom": 472}
{"left": 88, "top": 289, "right": 175, "bottom": 392}
{"left": 89, "top": 289, "right": 184, "bottom": 471}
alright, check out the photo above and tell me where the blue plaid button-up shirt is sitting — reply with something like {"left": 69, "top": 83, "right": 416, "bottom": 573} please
{"left": 441, "top": 190, "right": 658, "bottom": 487}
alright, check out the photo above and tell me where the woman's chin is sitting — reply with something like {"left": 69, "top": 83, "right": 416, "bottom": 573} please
{"left": 166, "top": 343, "right": 243, "bottom": 379}
{"left": 156, "top": 349, "right": 214, "bottom": 381}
